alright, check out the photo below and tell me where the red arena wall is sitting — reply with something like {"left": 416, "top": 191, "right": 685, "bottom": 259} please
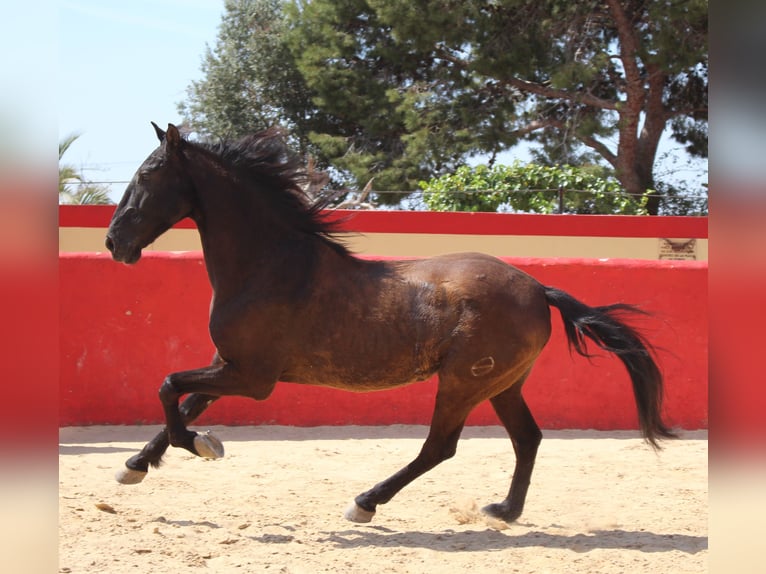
{"left": 60, "top": 252, "right": 707, "bottom": 430}
{"left": 59, "top": 206, "right": 708, "bottom": 260}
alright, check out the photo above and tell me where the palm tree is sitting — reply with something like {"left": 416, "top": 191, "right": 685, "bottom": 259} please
{"left": 59, "top": 133, "right": 113, "bottom": 204}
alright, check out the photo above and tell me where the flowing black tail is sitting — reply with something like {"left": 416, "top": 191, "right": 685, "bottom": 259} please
{"left": 544, "top": 286, "right": 676, "bottom": 449}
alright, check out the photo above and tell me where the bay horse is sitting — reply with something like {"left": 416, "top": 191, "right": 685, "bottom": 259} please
{"left": 105, "top": 123, "right": 675, "bottom": 524}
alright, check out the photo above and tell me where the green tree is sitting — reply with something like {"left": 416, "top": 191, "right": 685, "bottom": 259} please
{"left": 419, "top": 162, "right": 649, "bottom": 214}
{"left": 180, "top": 0, "right": 707, "bottom": 214}
{"left": 285, "top": 0, "right": 502, "bottom": 195}
{"left": 58, "top": 133, "right": 82, "bottom": 195}
{"left": 291, "top": 0, "right": 707, "bottom": 214}
{"left": 178, "top": 0, "right": 317, "bottom": 156}
{"left": 180, "top": 0, "right": 518, "bottom": 198}
{"left": 59, "top": 133, "right": 112, "bottom": 205}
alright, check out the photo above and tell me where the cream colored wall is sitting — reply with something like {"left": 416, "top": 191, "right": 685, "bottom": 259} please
{"left": 60, "top": 227, "right": 708, "bottom": 260}
{"left": 60, "top": 228, "right": 201, "bottom": 253}
{"left": 345, "top": 232, "right": 708, "bottom": 260}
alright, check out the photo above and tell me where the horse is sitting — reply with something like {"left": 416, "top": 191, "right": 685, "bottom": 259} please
{"left": 105, "top": 123, "right": 676, "bottom": 524}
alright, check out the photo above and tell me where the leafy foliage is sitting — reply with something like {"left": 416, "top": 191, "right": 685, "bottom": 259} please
{"left": 653, "top": 180, "right": 707, "bottom": 216}
{"left": 59, "top": 133, "right": 112, "bottom": 205}
{"left": 420, "top": 163, "right": 649, "bottom": 214}
{"left": 178, "top": 0, "right": 317, "bottom": 155}
{"left": 178, "top": 0, "right": 708, "bottom": 213}
{"left": 284, "top": 0, "right": 491, "bottom": 196}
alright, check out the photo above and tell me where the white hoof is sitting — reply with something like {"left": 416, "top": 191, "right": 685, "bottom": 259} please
{"left": 115, "top": 467, "right": 148, "bottom": 485}
{"left": 344, "top": 502, "right": 376, "bottom": 523}
{"left": 193, "top": 431, "right": 224, "bottom": 459}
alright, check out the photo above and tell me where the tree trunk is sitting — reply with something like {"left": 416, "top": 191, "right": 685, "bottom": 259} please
{"left": 615, "top": 157, "right": 659, "bottom": 216}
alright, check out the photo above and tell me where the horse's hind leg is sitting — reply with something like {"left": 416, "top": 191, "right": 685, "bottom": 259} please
{"left": 344, "top": 387, "right": 474, "bottom": 523}
{"left": 482, "top": 374, "right": 542, "bottom": 523}
{"left": 116, "top": 393, "right": 220, "bottom": 484}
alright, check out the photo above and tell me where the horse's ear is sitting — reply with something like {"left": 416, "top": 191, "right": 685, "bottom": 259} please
{"left": 151, "top": 121, "right": 166, "bottom": 142}
{"left": 166, "top": 123, "right": 183, "bottom": 150}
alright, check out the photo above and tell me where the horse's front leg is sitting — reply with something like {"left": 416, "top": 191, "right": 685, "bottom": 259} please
{"left": 158, "top": 362, "right": 277, "bottom": 458}
{"left": 116, "top": 392, "right": 219, "bottom": 484}
{"left": 117, "top": 353, "right": 229, "bottom": 484}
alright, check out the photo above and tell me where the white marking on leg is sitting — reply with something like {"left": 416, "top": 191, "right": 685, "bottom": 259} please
{"left": 115, "top": 467, "right": 148, "bottom": 485}
{"left": 344, "top": 502, "right": 376, "bottom": 523}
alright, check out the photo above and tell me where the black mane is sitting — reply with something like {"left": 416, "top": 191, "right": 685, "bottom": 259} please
{"left": 196, "top": 128, "right": 350, "bottom": 255}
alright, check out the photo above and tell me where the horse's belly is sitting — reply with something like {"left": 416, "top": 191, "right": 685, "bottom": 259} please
{"left": 281, "top": 353, "right": 438, "bottom": 391}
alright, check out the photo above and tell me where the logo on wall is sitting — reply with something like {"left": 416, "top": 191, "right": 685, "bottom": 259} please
{"left": 658, "top": 238, "right": 697, "bottom": 261}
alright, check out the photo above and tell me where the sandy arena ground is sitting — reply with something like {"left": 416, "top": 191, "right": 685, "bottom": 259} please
{"left": 59, "top": 425, "right": 707, "bottom": 573}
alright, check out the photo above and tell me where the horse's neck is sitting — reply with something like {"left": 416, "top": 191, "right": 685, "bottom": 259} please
{"left": 186, "top": 159, "right": 316, "bottom": 298}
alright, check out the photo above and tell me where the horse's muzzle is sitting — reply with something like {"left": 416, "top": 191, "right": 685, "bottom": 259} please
{"left": 105, "top": 233, "right": 142, "bottom": 264}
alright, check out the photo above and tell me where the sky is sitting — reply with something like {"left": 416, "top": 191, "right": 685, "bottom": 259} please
{"left": 56, "top": 1, "right": 708, "bottom": 204}
{"left": 59, "top": 1, "right": 225, "bottom": 201}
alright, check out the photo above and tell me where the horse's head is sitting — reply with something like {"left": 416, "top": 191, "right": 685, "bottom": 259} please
{"left": 105, "top": 123, "right": 196, "bottom": 264}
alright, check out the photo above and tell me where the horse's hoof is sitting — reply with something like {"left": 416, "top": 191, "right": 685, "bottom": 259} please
{"left": 115, "top": 466, "right": 148, "bottom": 485}
{"left": 481, "top": 502, "right": 518, "bottom": 523}
{"left": 193, "top": 431, "right": 224, "bottom": 459}
{"left": 344, "top": 502, "right": 376, "bottom": 523}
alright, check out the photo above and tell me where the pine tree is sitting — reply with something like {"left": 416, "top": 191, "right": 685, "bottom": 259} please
{"left": 179, "top": 0, "right": 708, "bottom": 214}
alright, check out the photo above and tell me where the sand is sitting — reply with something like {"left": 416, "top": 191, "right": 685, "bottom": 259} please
{"left": 59, "top": 425, "right": 707, "bottom": 573}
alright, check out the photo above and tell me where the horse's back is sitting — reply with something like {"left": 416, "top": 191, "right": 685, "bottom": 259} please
{"left": 403, "top": 252, "right": 546, "bottom": 312}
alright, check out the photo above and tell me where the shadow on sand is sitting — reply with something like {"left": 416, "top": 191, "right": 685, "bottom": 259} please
{"left": 316, "top": 525, "right": 707, "bottom": 554}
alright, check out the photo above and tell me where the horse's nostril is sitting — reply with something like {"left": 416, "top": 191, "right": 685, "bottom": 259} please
{"left": 105, "top": 235, "right": 115, "bottom": 253}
